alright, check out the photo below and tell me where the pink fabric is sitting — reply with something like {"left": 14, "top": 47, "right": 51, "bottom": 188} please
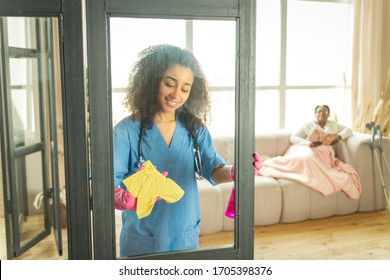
{"left": 114, "top": 187, "right": 137, "bottom": 210}
{"left": 258, "top": 145, "right": 362, "bottom": 199}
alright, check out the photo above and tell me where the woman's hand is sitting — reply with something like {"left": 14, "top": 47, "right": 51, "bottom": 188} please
{"left": 310, "top": 141, "right": 323, "bottom": 147}
{"left": 230, "top": 152, "right": 262, "bottom": 180}
{"left": 114, "top": 166, "right": 168, "bottom": 210}
{"left": 327, "top": 134, "right": 342, "bottom": 145}
{"left": 310, "top": 134, "right": 341, "bottom": 147}
{"left": 114, "top": 187, "right": 137, "bottom": 210}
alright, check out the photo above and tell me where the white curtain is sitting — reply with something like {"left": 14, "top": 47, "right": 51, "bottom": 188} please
{"left": 352, "top": 0, "right": 390, "bottom": 137}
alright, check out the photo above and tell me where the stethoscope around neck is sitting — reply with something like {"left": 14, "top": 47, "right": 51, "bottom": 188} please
{"left": 137, "top": 121, "right": 146, "bottom": 168}
{"left": 137, "top": 120, "right": 204, "bottom": 179}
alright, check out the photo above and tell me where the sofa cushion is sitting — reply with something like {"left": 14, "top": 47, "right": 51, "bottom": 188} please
{"left": 279, "top": 179, "right": 310, "bottom": 223}
{"left": 221, "top": 176, "right": 283, "bottom": 230}
{"left": 213, "top": 136, "right": 235, "bottom": 165}
{"left": 198, "top": 179, "right": 224, "bottom": 235}
{"left": 309, "top": 190, "right": 337, "bottom": 219}
{"left": 253, "top": 176, "right": 282, "bottom": 226}
{"left": 335, "top": 191, "right": 359, "bottom": 215}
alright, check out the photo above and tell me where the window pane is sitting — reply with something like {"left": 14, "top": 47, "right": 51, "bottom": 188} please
{"left": 112, "top": 91, "right": 127, "bottom": 126}
{"left": 110, "top": 18, "right": 237, "bottom": 135}
{"left": 285, "top": 88, "right": 352, "bottom": 132}
{"left": 16, "top": 152, "right": 45, "bottom": 247}
{"left": 7, "top": 17, "right": 37, "bottom": 49}
{"left": 208, "top": 91, "right": 235, "bottom": 137}
{"left": 110, "top": 18, "right": 186, "bottom": 89}
{"left": 286, "top": 0, "right": 353, "bottom": 86}
{"left": 256, "top": 0, "right": 281, "bottom": 86}
{"left": 109, "top": 17, "right": 236, "bottom": 257}
{"left": 10, "top": 58, "right": 41, "bottom": 146}
{"left": 193, "top": 20, "right": 236, "bottom": 87}
{"left": 255, "top": 90, "right": 280, "bottom": 133}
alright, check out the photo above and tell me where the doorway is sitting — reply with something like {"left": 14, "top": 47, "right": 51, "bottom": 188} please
{"left": 1, "top": 0, "right": 256, "bottom": 260}
{"left": 0, "top": 16, "right": 64, "bottom": 259}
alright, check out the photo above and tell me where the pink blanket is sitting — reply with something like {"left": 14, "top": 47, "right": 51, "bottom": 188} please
{"left": 258, "top": 145, "right": 362, "bottom": 199}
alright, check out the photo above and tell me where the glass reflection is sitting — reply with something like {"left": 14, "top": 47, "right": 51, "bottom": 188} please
{"left": 1, "top": 16, "right": 64, "bottom": 259}
{"left": 7, "top": 19, "right": 45, "bottom": 248}
{"left": 16, "top": 152, "right": 45, "bottom": 247}
{"left": 110, "top": 18, "right": 236, "bottom": 257}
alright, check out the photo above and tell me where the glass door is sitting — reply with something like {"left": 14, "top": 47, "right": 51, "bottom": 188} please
{"left": 0, "top": 16, "right": 62, "bottom": 259}
{"left": 109, "top": 17, "right": 237, "bottom": 257}
{"left": 87, "top": 0, "right": 256, "bottom": 259}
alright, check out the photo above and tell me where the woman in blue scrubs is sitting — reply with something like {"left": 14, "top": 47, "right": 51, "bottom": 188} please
{"left": 113, "top": 45, "right": 257, "bottom": 257}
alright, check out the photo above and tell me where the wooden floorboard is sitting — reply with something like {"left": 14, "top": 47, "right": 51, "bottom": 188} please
{"left": 252, "top": 210, "right": 390, "bottom": 260}
{"left": 1, "top": 209, "right": 389, "bottom": 260}
{"left": 200, "top": 210, "right": 390, "bottom": 260}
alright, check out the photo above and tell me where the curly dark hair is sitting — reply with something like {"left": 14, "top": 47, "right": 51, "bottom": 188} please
{"left": 123, "top": 44, "right": 211, "bottom": 137}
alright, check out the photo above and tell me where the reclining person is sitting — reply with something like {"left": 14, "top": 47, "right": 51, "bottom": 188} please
{"left": 258, "top": 105, "right": 362, "bottom": 199}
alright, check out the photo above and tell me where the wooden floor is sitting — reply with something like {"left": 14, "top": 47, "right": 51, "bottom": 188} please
{"left": 201, "top": 210, "right": 390, "bottom": 260}
{"left": 1, "top": 209, "right": 390, "bottom": 260}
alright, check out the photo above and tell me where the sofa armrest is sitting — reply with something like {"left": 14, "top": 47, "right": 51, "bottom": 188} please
{"left": 335, "top": 132, "right": 371, "bottom": 167}
{"left": 336, "top": 132, "right": 390, "bottom": 211}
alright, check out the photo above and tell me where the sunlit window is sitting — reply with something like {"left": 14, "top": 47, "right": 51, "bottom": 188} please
{"left": 110, "top": 18, "right": 236, "bottom": 137}
{"left": 255, "top": 0, "right": 353, "bottom": 133}
{"left": 110, "top": 0, "right": 354, "bottom": 135}
{"left": 285, "top": 88, "right": 351, "bottom": 132}
{"left": 110, "top": 18, "right": 187, "bottom": 125}
{"left": 256, "top": 0, "right": 281, "bottom": 86}
{"left": 286, "top": 1, "right": 352, "bottom": 86}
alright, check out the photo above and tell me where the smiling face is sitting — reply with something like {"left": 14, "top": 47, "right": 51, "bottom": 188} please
{"left": 315, "top": 105, "right": 330, "bottom": 127}
{"left": 156, "top": 64, "right": 194, "bottom": 117}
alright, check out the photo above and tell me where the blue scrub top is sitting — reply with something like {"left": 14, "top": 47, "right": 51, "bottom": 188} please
{"left": 113, "top": 116, "right": 226, "bottom": 256}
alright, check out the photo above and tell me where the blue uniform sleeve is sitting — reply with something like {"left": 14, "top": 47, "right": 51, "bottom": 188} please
{"left": 197, "top": 126, "right": 226, "bottom": 186}
{"left": 113, "top": 120, "right": 132, "bottom": 188}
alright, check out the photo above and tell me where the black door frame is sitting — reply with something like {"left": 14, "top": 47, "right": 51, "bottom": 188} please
{"left": 0, "top": 0, "right": 91, "bottom": 260}
{"left": 0, "top": 1, "right": 67, "bottom": 259}
{"left": 1, "top": 0, "right": 256, "bottom": 260}
{"left": 87, "top": 0, "right": 256, "bottom": 260}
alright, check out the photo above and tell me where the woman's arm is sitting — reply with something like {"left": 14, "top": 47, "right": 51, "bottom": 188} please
{"left": 337, "top": 123, "right": 353, "bottom": 140}
{"left": 325, "top": 121, "right": 353, "bottom": 145}
{"left": 210, "top": 152, "right": 262, "bottom": 184}
{"left": 210, "top": 164, "right": 233, "bottom": 185}
{"left": 290, "top": 123, "right": 311, "bottom": 146}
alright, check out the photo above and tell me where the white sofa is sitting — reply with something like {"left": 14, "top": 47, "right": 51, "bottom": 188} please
{"left": 198, "top": 130, "right": 390, "bottom": 235}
